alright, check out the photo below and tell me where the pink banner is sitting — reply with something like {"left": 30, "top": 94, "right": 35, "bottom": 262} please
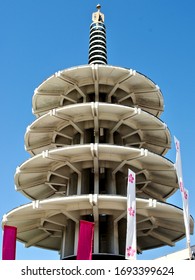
{"left": 76, "top": 220, "right": 95, "bottom": 260}
{"left": 125, "top": 168, "right": 137, "bottom": 260}
{"left": 2, "top": 225, "right": 17, "bottom": 260}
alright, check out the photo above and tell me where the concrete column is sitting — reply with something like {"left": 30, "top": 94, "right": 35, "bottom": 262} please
{"left": 94, "top": 172, "right": 99, "bottom": 194}
{"left": 74, "top": 222, "right": 79, "bottom": 255}
{"left": 107, "top": 215, "right": 114, "bottom": 254}
{"left": 77, "top": 173, "right": 82, "bottom": 195}
{"left": 93, "top": 221, "right": 99, "bottom": 254}
{"left": 113, "top": 221, "right": 119, "bottom": 255}
{"left": 60, "top": 228, "right": 66, "bottom": 259}
{"left": 64, "top": 219, "right": 75, "bottom": 257}
{"left": 106, "top": 169, "right": 116, "bottom": 194}
{"left": 69, "top": 172, "right": 78, "bottom": 195}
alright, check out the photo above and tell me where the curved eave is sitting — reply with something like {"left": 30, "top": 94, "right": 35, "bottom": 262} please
{"left": 14, "top": 144, "right": 178, "bottom": 201}
{"left": 32, "top": 64, "right": 164, "bottom": 117}
{"left": 25, "top": 102, "right": 171, "bottom": 156}
{"left": 2, "top": 196, "right": 194, "bottom": 252}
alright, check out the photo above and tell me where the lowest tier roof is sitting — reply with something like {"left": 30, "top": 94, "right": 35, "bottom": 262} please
{"left": 2, "top": 196, "right": 194, "bottom": 254}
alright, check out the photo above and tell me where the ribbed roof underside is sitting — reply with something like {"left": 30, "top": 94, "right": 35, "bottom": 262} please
{"left": 15, "top": 144, "right": 178, "bottom": 201}
{"left": 2, "top": 196, "right": 194, "bottom": 253}
{"left": 32, "top": 65, "right": 164, "bottom": 117}
{"left": 25, "top": 103, "right": 171, "bottom": 157}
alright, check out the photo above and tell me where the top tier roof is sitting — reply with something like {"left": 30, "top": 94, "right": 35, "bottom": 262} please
{"left": 32, "top": 65, "right": 164, "bottom": 117}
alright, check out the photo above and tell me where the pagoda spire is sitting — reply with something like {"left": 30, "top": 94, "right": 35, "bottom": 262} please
{"left": 88, "top": 4, "right": 107, "bottom": 65}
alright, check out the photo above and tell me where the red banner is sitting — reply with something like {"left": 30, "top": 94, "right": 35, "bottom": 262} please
{"left": 76, "top": 220, "right": 94, "bottom": 260}
{"left": 2, "top": 225, "right": 17, "bottom": 260}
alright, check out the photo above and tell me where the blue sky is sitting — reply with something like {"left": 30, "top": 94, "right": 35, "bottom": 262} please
{"left": 0, "top": 0, "right": 195, "bottom": 260}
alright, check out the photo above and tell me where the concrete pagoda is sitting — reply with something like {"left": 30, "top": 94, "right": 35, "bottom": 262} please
{"left": 2, "top": 5, "right": 194, "bottom": 260}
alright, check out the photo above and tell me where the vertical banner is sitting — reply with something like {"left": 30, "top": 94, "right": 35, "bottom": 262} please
{"left": 125, "top": 168, "right": 136, "bottom": 260}
{"left": 174, "top": 136, "right": 191, "bottom": 245}
{"left": 76, "top": 220, "right": 95, "bottom": 260}
{"left": 2, "top": 225, "right": 17, "bottom": 260}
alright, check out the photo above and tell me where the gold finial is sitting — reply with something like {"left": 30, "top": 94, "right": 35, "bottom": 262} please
{"left": 92, "top": 4, "right": 104, "bottom": 23}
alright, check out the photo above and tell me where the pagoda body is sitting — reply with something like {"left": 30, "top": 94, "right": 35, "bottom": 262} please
{"left": 2, "top": 5, "right": 194, "bottom": 259}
